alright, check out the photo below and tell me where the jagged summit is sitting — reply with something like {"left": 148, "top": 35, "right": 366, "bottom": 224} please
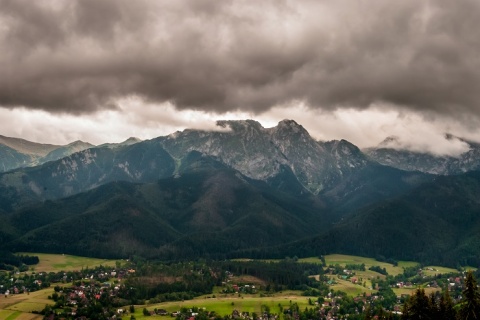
{"left": 271, "top": 119, "right": 310, "bottom": 136}
{"left": 214, "top": 119, "right": 308, "bottom": 134}
{"left": 325, "top": 139, "right": 361, "bottom": 153}
{"left": 216, "top": 119, "right": 264, "bottom": 132}
{"left": 277, "top": 119, "right": 302, "bottom": 129}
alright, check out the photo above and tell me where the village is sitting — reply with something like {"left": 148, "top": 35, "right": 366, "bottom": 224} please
{"left": 0, "top": 256, "right": 476, "bottom": 320}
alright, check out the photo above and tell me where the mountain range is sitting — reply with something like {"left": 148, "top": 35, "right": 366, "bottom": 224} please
{"left": 1, "top": 119, "right": 480, "bottom": 266}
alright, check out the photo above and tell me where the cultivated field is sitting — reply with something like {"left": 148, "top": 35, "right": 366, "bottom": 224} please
{"left": 0, "top": 286, "right": 53, "bottom": 320}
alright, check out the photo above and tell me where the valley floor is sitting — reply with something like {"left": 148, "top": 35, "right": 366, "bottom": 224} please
{"left": 0, "top": 253, "right": 474, "bottom": 319}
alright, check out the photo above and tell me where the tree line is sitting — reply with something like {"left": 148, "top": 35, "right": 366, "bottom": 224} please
{"left": 0, "top": 251, "right": 39, "bottom": 270}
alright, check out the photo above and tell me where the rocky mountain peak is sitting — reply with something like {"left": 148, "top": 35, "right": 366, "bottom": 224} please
{"left": 268, "top": 120, "right": 313, "bottom": 150}
{"left": 273, "top": 119, "right": 309, "bottom": 136}
{"left": 216, "top": 119, "right": 264, "bottom": 132}
{"left": 214, "top": 120, "right": 266, "bottom": 143}
{"left": 325, "top": 139, "right": 361, "bottom": 154}
{"left": 377, "top": 135, "right": 402, "bottom": 149}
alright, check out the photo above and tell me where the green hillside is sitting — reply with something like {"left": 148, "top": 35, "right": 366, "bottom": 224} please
{"left": 285, "top": 171, "right": 480, "bottom": 266}
{"left": 3, "top": 153, "right": 329, "bottom": 259}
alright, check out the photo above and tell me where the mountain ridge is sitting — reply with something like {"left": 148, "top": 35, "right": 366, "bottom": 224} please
{"left": 1, "top": 119, "right": 479, "bottom": 265}
{"left": 364, "top": 137, "right": 480, "bottom": 175}
{"left": 3, "top": 153, "right": 330, "bottom": 258}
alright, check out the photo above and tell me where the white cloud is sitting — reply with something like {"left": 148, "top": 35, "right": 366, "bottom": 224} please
{"left": 1, "top": 100, "right": 478, "bottom": 157}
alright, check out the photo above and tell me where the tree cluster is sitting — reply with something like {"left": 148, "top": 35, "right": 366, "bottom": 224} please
{"left": 402, "top": 271, "right": 479, "bottom": 320}
{"left": 0, "top": 251, "right": 39, "bottom": 270}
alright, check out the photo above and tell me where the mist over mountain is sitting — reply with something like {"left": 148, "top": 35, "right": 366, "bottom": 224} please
{"left": 365, "top": 135, "right": 480, "bottom": 175}
{"left": 0, "top": 119, "right": 479, "bottom": 266}
{"left": 0, "top": 135, "right": 60, "bottom": 172}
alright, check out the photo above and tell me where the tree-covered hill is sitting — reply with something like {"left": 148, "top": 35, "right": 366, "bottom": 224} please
{"left": 280, "top": 171, "right": 480, "bottom": 267}
{"left": 3, "top": 152, "right": 330, "bottom": 259}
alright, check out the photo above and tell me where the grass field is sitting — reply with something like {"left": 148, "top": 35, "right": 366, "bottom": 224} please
{"left": 300, "top": 254, "right": 419, "bottom": 276}
{"left": 300, "top": 255, "right": 423, "bottom": 298}
{"left": 0, "top": 286, "right": 53, "bottom": 320}
{"left": 422, "top": 266, "right": 458, "bottom": 276}
{"left": 328, "top": 277, "right": 375, "bottom": 297}
{"left": 236, "top": 256, "right": 419, "bottom": 278}
{"left": 129, "top": 293, "right": 316, "bottom": 320}
{"left": 397, "top": 261, "right": 419, "bottom": 269}
{"left": 18, "top": 252, "right": 120, "bottom": 272}
{"left": 393, "top": 287, "right": 439, "bottom": 296}
{"left": 326, "top": 274, "right": 442, "bottom": 298}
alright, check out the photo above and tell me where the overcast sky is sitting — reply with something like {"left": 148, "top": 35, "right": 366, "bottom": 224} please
{"left": 1, "top": 0, "right": 480, "bottom": 156}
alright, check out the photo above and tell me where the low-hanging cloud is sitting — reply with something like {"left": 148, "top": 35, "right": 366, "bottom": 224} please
{"left": 1, "top": 0, "right": 480, "bottom": 119}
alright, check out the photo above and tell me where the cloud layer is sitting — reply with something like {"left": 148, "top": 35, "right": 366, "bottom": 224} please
{"left": 1, "top": 101, "right": 477, "bottom": 158}
{"left": 1, "top": 0, "right": 480, "bottom": 120}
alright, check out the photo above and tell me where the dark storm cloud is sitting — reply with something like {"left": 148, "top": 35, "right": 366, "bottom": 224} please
{"left": 1, "top": 0, "right": 480, "bottom": 117}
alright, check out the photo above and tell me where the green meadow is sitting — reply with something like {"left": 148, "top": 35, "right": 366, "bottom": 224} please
{"left": 0, "top": 286, "right": 53, "bottom": 320}
{"left": 18, "top": 252, "right": 120, "bottom": 272}
{"left": 326, "top": 254, "right": 415, "bottom": 276}
{"left": 421, "top": 266, "right": 459, "bottom": 276}
{"left": 131, "top": 293, "right": 316, "bottom": 320}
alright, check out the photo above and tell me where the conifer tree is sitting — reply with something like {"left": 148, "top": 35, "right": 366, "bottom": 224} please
{"left": 439, "top": 285, "right": 456, "bottom": 320}
{"left": 401, "top": 288, "right": 433, "bottom": 320}
{"left": 428, "top": 292, "right": 438, "bottom": 319}
{"left": 459, "top": 271, "right": 480, "bottom": 320}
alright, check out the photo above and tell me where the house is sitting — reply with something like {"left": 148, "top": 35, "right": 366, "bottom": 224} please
{"left": 156, "top": 309, "right": 168, "bottom": 315}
